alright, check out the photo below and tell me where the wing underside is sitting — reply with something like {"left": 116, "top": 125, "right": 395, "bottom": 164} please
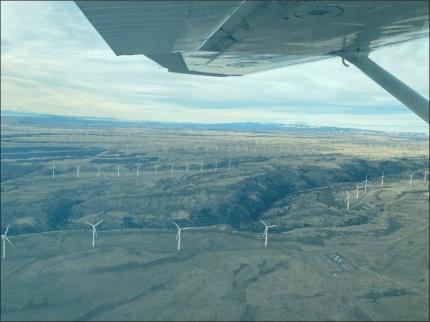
{"left": 75, "top": 1, "right": 429, "bottom": 76}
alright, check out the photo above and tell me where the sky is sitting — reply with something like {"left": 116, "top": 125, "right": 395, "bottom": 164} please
{"left": 1, "top": 1, "right": 429, "bottom": 133}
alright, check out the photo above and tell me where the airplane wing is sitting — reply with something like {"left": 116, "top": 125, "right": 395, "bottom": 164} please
{"left": 74, "top": 1, "right": 429, "bottom": 123}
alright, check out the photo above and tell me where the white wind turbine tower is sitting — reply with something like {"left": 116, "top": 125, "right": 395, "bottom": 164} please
{"left": 200, "top": 161, "right": 203, "bottom": 173}
{"left": 171, "top": 163, "right": 174, "bottom": 174}
{"left": 117, "top": 166, "right": 120, "bottom": 177}
{"left": 96, "top": 165, "right": 101, "bottom": 177}
{"left": 424, "top": 169, "right": 429, "bottom": 181}
{"left": 136, "top": 164, "right": 141, "bottom": 177}
{"left": 345, "top": 191, "right": 351, "bottom": 211}
{"left": 408, "top": 172, "right": 415, "bottom": 186}
{"left": 355, "top": 184, "right": 361, "bottom": 200}
{"left": 1, "top": 225, "right": 13, "bottom": 259}
{"left": 364, "top": 174, "right": 368, "bottom": 192}
{"left": 52, "top": 163, "right": 56, "bottom": 178}
{"left": 84, "top": 219, "right": 103, "bottom": 248}
{"left": 260, "top": 220, "right": 277, "bottom": 247}
{"left": 380, "top": 172, "right": 385, "bottom": 186}
{"left": 76, "top": 165, "right": 81, "bottom": 178}
{"left": 228, "top": 159, "right": 232, "bottom": 173}
{"left": 173, "top": 222, "right": 192, "bottom": 251}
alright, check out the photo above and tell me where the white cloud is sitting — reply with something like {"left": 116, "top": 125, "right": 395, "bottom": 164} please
{"left": 1, "top": 1, "right": 429, "bottom": 133}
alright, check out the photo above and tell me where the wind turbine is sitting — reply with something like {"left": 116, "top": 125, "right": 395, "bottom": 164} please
{"left": 409, "top": 172, "right": 414, "bottom": 185}
{"left": 364, "top": 174, "right": 368, "bottom": 192}
{"left": 424, "top": 169, "right": 429, "bottom": 181}
{"left": 260, "top": 220, "right": 277, "bottom": 247}
{"left": 117, "top": 166, "right": 120, "bottom": 177}
{"left": 96, "top": 165, "right": 101, "bottom": 177}
{"left": 173, "top": 222, "right": 192, "bottom": 251}
{"left": 84, "top": 219, "right": 103, "bottom": 248}
{"left": 380, "top": 172, "right": 385, "bottom": 186}
{"left": 355, "top": 184, "right": 361, "bottom": 200}
{"left": 200, "top": 161, "right": 203, "bottom": 173}
{"left": 76, "top": 165, "right": 81, "bottom": 178}
{"left": 228, "top": 159, "right": 232, "bottom": 173}
{"left": 171, "top": 163, "right": 174, "bottom": 174}
{"left": 345, "top": 191, "right": 351, "bottom": 211}
{"left": 136, "top": 164, "right": 141, "bottom": 177}
{"left": 1, "top": 225, "right": 13, "bottom": 259}
{"left": 52, "top": 163, "right": 56, "bottom": 178}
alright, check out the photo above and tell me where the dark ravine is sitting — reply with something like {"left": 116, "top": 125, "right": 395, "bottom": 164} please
{"left": 2, "top": 157, "right": 428, "bottom": 236}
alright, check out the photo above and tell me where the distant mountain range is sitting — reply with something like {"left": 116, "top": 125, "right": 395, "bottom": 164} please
{"left": 1, "top": 109, "right": 427, "bottom": 137}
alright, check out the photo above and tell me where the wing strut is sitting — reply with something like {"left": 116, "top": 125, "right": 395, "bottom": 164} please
{"left": 342, "top": 53, "right": 429, "bottom": 124}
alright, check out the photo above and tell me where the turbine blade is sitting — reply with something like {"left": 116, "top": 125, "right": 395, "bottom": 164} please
{"left": 5, "top": 225, "right": 9, "bottom": 235}
{"left": 173, "top": 222, "right": 180, "bottom": 230}
{"left": 84, "top": 222, "right": 92, "bottom": 226}
{"left": 260, "top": 219, "right": 267, "bottom": 227}
{"left": 5, "top": 236, "right": 13, "bottom": 247}
{"left": 95, "top": 219, "right": 103, "bottom": 226}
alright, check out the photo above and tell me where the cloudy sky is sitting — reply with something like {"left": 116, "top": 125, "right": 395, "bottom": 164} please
{"left": 1, "top": 1, "right": 429, "bottom": 133}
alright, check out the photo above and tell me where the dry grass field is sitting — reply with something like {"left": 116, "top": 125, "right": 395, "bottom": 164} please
{"left": 1, "top": 119, "right": 429, "bottom": 320}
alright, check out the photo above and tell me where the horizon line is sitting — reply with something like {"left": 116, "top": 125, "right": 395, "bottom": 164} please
{"left": 1, "top": 107, "right": 429, "bottom": 135}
